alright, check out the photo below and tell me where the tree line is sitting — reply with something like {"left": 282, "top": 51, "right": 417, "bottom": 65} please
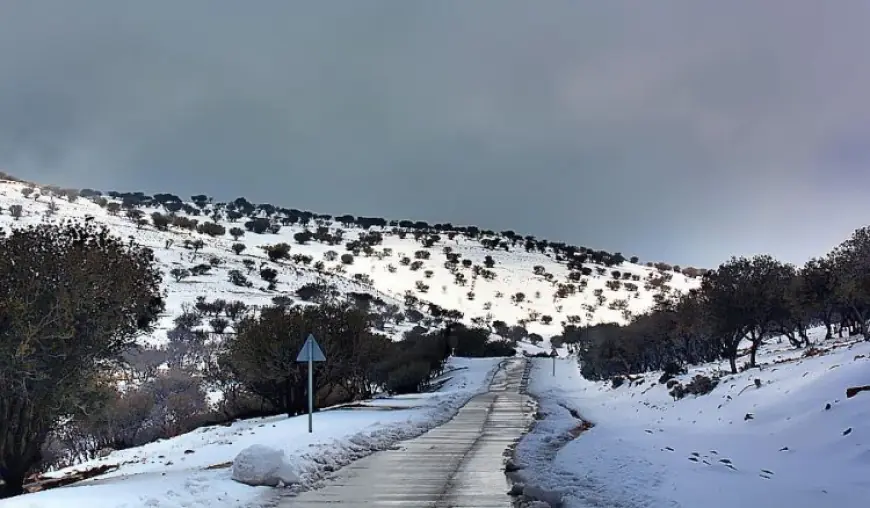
{"left": 567, "top": 226, "right": 870, "bottom": 381}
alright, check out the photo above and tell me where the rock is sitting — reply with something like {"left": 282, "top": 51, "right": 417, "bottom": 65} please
{"left": 846, "top": 385, "right": 870, "bottom": 398}
{"left": 504, "top": 459, "right": 523, "bottom": 472}
{"left": 231, "top": 444, "right": 300, "bottom": 487}
{"left": 183, "top": 449, "right": 195, "bottom": 455}
{"left": 507, "top": 483, "right": 524, "bottom": 496}
{"left": 744, "top": 413, "right": 754, "bottom": 421}
{"left": 523, "top": 485, "right": 565, "bottom": 507}
{"left": 825, "top": 403, "right": 832, "bottom": 410}
{"left": 843, "top": 427, "right": 852, "bottom": 436}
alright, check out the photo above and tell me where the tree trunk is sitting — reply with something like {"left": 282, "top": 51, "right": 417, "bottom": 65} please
{"left": 749, "top": 330, "right": 762, "bottom": 368}
{"left": 0, "top": 470, "right": 26, "bottom": 498}
{"left": 728, "top": 355, "right": 737, "bottom": 374}
{"left": 798, "top": 328, "right": 811, "bottom": 347}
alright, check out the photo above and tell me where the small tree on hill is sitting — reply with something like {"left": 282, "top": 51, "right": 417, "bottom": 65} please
{"left": 264, "top": 243, "right": 291, "bottom": 262}
{"left": 229, "top": 227, "right": 245, "bottom": 240}
{"left": 170, "top": 268, "right": 190, "bottom": 282}
{"left": 9, "top": 204, "right": 23, "bottom": 220}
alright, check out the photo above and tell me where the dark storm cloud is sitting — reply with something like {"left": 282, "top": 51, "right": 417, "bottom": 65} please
{"left": 2, "top": 0, "right": 870, "bottom": 267}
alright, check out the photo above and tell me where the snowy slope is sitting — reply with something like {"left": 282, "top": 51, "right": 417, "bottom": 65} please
{"left": 516, "top": 327, "right": 870, "bottom": 508}
{"left": 0, "top": 178, "right": 699, "bottom": 345}
{"left": 4, "top": 357, "right": 503, "bottom": 508}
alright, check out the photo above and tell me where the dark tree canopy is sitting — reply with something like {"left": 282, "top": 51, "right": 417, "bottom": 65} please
{"left": 0, "top": 221, "right": 164, "bottom": 497}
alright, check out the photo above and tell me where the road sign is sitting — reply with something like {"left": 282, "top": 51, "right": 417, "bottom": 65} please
{"left": 296, "top": 334, "right": 326, "bottom": 362}
{"left": 296, "top": 334, "right": 326, "bottom": 433}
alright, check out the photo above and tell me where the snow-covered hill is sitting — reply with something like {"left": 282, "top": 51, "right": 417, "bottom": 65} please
{"left": 0, "top": 177, "right": 700, "bottom": 345}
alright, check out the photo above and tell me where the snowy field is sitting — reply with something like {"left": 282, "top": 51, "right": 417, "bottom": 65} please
{"left": 3, "top": 357, "right": 502, "bottom": 508}
{"left": 516, "top": 327, "right": 870, "bottom": 508}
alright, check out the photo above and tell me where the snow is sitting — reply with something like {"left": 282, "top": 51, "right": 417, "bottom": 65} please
{"left": 14, "top": 178, "right": 857, "bottom": 507}
{"left": 3, "top": 357, "right": 501, "bottom": 508}
{"left": 0, "top": 178, "right": 700, "bottom": 349}
{"left": 231, "top": 445, "right": 300, "bottom": 487}
{"left": 516, "top": 327, "right": 870, "bottom": 508}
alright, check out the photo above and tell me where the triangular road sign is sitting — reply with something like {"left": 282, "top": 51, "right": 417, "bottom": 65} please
{"left": 296, "top": 334, "right": 326, "bottom": 362}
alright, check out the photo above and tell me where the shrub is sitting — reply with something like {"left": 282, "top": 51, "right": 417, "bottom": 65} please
{"left": 229, "top": 227, "right": 245, "bottom": 240}
{"left": 294, "top": 231, "right": 313, "bottom": 244}
{"left": 228, "top": 269, "right": 252, "bottom": 287}
{"left": 341, "top": 253, "right": 354, "bottom": 265}
{"left": 197, "top": 222, "right": 226, "bottom": 237}
{"left": 244, "top": 218, "right": 271, "bottom": 234}
{"left": 170, "top": 268, "right": 190, "bottom": 282}
{"left": 232, "top": 243, "right": 246, "bottom": 255}
{"left": 189, "top": 264, "right": 211, "bottom": 276}
{"left": 260, "top": 267, "right": 278, "bottom": 283}
{"left": 264, "top": 243, "right": 291, "bottom": 262}
{"left": 9, "top": 204, "right": 23, "bottom": 219}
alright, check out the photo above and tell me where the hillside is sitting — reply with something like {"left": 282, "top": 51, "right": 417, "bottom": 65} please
{"left": 515, "top": 327, "right": 870, "bottom": 507}
{"left": 0, "top": 176, "right": 699, "bottom": 346}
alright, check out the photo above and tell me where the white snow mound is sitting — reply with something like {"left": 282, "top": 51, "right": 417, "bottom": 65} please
{"left": 231, "top": 444, "right": 300, "bottom": 487}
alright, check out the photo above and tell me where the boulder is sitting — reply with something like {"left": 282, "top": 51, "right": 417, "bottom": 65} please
{"left": 231, "top": 444, "right": 300, "bottom": 487}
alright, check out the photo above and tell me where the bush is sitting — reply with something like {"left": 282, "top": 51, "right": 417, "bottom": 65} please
{"left": 244, "top": 218, "right": 271, "bottom": 234}
{"left": 340, "top": 253, "right": 354, "bottom": 265}
{"left": 170, "top": 268, "right": 190, "bottom": 282}
{"left": 232, "top": 243, "right": 246, "bottom": 255}
{"left": 260, "top": 267, "right": 278, "bottom": 283}
{"left": 9, "top": 204, "right": 23, "bottom": 219}
{"left": 172, "top": 216, "right": 198, "bottom": 231}
{"left": 229, "top": 227, "right": 245, "bottom": 240}
{"left": 197, "top": 222, "right": 226, "bottom": 237}
{"left": 294, "top": 231, "right": 313, "bottom": 244}
{"left": 189, "top": 263, "right": 211, "bottom": 276}
{"left": 264, "top": 243, "right": 291, "bottom": 262}
{"left": 228, "top": 269, "right": 252, "bottom": 287}
{"left": 385, "top": 361, "right": 432, "bottom": 394}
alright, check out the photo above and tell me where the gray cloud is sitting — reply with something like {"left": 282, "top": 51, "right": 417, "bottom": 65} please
{"left": 1, "top": 0, "right": 869, "bottom": 267}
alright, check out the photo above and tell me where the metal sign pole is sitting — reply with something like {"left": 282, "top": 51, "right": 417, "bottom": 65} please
{"left": 308, "top": 339, "right": 313, "bottom": 433}
{"left": 296, "top": 333, "right": 326, "bottom": 433}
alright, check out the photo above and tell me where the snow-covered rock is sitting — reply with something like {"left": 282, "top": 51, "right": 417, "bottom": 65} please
{"left": 231, "top": 444, "right": 300, "bottom": 487}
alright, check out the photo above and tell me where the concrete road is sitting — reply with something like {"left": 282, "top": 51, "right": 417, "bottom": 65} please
{"left": 279, "top": 358, "right": 533, "bottom": 507}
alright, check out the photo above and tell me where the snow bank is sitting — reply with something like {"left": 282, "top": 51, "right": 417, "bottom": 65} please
{"left": 3, "top": 357, "right": 501, "bottom": 508}
{"left": 517, "top": 329, "right": 870, "bottom": 508}
{"left": 231, "top": 445, "right": 299, "bottom": 487}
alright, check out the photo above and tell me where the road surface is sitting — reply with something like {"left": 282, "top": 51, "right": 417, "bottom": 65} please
{"left": 278, "top": 358, "right": 532, "bottom": 507}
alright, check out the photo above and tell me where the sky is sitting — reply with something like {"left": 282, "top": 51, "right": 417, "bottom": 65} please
{"left": 1, "top": 1, "right": 869, "bottom": 268}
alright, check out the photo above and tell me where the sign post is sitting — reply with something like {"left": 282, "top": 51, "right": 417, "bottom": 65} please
{"left": 550, "top": 347, "right": 558, "bottom": 376}
{"left": 296, "top": 334, "right": 327, "bottom": 433}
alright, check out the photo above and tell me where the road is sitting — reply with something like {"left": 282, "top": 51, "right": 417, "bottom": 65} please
{"left": 277, "top": 358, "right": 533, "bottom": 507}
